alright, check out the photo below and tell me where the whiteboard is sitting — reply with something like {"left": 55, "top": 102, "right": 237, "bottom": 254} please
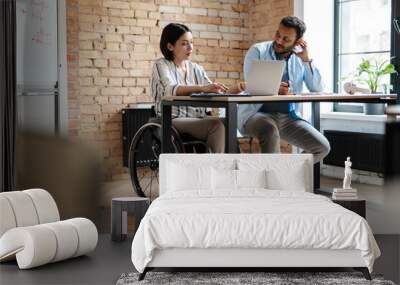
{"left": 16, "top": 0, "right": 58, "bottom": 88}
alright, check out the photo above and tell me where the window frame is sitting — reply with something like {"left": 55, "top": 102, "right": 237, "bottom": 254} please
{"left": 391, "top": 0, "right": 400, "bottom": 103}
{"left": 333, "top": 0, "right": 397, "bottom": 112}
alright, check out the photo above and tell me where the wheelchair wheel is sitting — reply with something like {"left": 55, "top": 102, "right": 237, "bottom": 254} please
{"left": 128, "top": 122, "right": 184, "bottom": 199}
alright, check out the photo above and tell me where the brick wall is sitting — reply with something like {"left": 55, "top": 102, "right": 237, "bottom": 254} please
{"left": 66, "top": 0, "right": 293, "bottom": 181}
{"left": 248, "top": 0, "right": 293, "bottom": 42}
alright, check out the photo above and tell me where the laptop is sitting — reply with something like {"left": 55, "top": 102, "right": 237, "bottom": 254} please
{"left": 190, "top": 59, "right": 285, "bottom": 97}
{"left": 190, "top": 92, "right": 250, "bottom": 97}
{"left": 246, "top": 60, "right": 285, "bottom": 95}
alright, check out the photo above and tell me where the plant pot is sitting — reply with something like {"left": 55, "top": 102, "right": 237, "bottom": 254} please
{"left": 364, "top": 103, "right": 385, "bottom": 115}
{"left": 364, "top": 92, "right": 385, "bottom": 115}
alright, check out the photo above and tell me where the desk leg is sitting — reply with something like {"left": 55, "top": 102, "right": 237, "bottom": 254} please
{"left": 111, "top": 200, "right": 123, "bottom": 242}
{"left": 225, "top": 102, "right": 238, "bottom": 153}
{"left": 55, "top": 91, "right": 59, "bottom": 135}
{"left": 161, "top": 104, "right": 172, "bottom": 153}
{"left": 387, "top": 100, "right": 398, "bottom": 122}
{"left": 311, "top": 102, "right": 321, "bottom": 190}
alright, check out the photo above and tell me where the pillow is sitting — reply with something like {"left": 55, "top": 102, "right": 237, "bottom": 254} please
{"left": 237, "top": 158, "right": 309, "bottom": 192}
{"left": 211, "top": 168, "right": 268, "bottom": 191}
{"left": 166, "top": 162, "right": 211, "bottom": 192}
{"left": 236, "top": 169, "right": 267, "bottom": 189}
{"left": 266, "top": 162, "right": 307, "bottom": 191}
{"left": 212, "top": 168, "right": 237, "bottom": 191}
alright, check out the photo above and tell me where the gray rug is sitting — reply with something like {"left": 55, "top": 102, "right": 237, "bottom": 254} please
{"left": 116, "top": 271, "right": 396, "bottom": 285}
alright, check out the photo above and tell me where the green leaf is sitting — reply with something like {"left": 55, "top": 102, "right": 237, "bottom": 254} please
{"left": 382, "top": 63, "right": 397, "bottom": 74}
{"left": 378, "top": 59, "right": 389, "bottom": 71}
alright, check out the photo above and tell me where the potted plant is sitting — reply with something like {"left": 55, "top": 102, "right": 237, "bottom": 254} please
{"left": 344, "top": 57, "right": 397, "bottom": 114}
{"left": 356, "top": 58, "right": 396, "bottom": 93}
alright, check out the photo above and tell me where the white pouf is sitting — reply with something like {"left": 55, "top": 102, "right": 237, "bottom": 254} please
{"left": 0, "top": 189, "right": 98, "bottom": 269}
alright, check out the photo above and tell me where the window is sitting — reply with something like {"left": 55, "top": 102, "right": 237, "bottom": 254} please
{"left": 334, "top": 0, "right": 392, "bottom": 113}
{"left": 302, "top": 0, "right": 334, "bottom": 114}
{"left": 392, "top": 1, "right": 400, "bottom": 102}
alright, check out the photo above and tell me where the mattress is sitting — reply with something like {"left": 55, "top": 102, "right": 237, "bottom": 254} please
{"left": 131, "top": 190, "right": 380, "bottom": 273}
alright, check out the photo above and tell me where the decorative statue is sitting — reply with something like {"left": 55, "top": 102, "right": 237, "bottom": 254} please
{"left": 343, "top": 157, "right": 352, "bottom": 189}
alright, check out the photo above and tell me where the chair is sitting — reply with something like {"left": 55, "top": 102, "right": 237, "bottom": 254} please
{"left": 0, "top": 188, "right": 98, "bottom": 269}
{"left": 128, "top": 113, "right": 210, "bottom": 200}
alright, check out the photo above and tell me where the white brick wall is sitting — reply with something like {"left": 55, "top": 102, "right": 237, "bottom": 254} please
{"left": 184, "top": 7, "right": 207, "bottom": 16}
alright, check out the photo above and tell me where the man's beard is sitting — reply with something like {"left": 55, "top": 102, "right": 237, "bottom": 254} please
{"left": 273, "top": 41, "right": 294, "bottom": 55}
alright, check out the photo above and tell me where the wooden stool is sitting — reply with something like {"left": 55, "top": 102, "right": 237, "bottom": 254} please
{"left": 111, "top": 197, "right": 150, "bottom": 242}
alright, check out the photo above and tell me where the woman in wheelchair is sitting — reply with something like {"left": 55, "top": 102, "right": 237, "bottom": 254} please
{"left": 129, "top": 23, "right": 243, "bottom": 198}
{"left": 152, "top": 23, "right": 244, "bottom": 153}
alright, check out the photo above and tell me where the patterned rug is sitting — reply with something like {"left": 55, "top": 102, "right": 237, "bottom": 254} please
{"left": 116, "top": 271, "right": 396, "bottom": 285}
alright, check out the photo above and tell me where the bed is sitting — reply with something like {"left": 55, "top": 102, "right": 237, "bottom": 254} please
{"left": 131, "top": 154, "right": 380, "bottom": 280}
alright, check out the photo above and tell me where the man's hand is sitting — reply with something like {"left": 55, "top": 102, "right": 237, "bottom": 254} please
{"left": 278, "top": 81, "right": 289, "bottom": 95}
{"left": 293, "top": 38, "right": 310, "bottom": 62}
{"left": 202, "top": 83, "right": 228, "bottom": 93}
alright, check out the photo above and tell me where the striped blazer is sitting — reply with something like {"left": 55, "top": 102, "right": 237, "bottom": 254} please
{"left": 151, "top": 58, "right": 212, "bottom": 118}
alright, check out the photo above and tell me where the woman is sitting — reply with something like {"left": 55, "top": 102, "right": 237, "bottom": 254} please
{"left": 151, "top": 23, "right": 244, "bottom": 153}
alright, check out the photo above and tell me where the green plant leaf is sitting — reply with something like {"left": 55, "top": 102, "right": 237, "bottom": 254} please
{"left": 382, "top": 63, "right": 397, "bottom": 74}
{"left": 378, "top": 59, "right": 389, "bottom": 71}
{"left": 360, "top": 58, "right": 370, "bottom": 70}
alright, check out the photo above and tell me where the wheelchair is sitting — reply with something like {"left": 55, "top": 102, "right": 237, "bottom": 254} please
{"left": 128, "top": 108, "right": 210, "bottom": 200}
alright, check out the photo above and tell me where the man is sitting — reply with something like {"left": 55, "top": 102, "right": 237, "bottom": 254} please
{"left": 238, "top": 16, "right": 330, "bottom": 163}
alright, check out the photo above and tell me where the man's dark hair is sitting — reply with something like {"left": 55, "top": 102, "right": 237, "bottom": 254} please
{"left": 280, "top": 16, "right": 306, "bottom": 39}
{"left": 160, "top": 23, "right": 191, "bottom": 61}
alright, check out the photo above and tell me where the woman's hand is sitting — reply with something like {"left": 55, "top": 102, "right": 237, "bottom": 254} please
{"left": 202, "top": 83, "right": 228, "bottom": 93}
{"left": 226, "top": 81, "right": 246, "bottom": 94}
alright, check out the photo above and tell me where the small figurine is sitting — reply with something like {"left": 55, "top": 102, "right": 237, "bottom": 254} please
{"left": 343, "top": 157, "right": 352, "bottom": 189}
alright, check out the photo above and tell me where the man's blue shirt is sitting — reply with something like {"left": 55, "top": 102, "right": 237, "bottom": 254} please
{"left": 238, "top": 41, "right": 323, "bottom": 133}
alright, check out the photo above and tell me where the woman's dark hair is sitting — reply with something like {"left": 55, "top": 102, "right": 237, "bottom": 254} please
{"left": 160, "top": 23, "right": 192, "bottom": 61}
{"left": 280, "top": 16, "right": 306, "bottom": 39}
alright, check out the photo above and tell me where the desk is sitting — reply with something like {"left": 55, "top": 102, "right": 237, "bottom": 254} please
{"left": 161, "top": 93, "right": 397, "bottom": 190}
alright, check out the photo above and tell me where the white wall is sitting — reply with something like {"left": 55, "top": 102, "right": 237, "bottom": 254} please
{"left": 295, "top": 0, "right": 334, "bottom": 121}
{"left": 302, "top": 0, "right": 334, "bottom": 93}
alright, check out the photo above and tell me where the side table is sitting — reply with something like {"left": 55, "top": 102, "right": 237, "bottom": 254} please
{"left": 332, "top": 199, "right": 366, "bottom": 218}
{"left": 111, "top": 197, "right": 150, "bottom": 242}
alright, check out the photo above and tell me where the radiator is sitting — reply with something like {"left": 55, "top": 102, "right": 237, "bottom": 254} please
{"left": 323, "top": 130, "right": 384, "bottom": 173}
{"left": 122, "top": 106, "right": 153, "bottom": 168}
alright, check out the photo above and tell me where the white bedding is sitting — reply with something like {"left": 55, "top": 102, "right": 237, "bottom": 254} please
{"left": 131, "top": 190, "right": 380, "bottom": 273}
